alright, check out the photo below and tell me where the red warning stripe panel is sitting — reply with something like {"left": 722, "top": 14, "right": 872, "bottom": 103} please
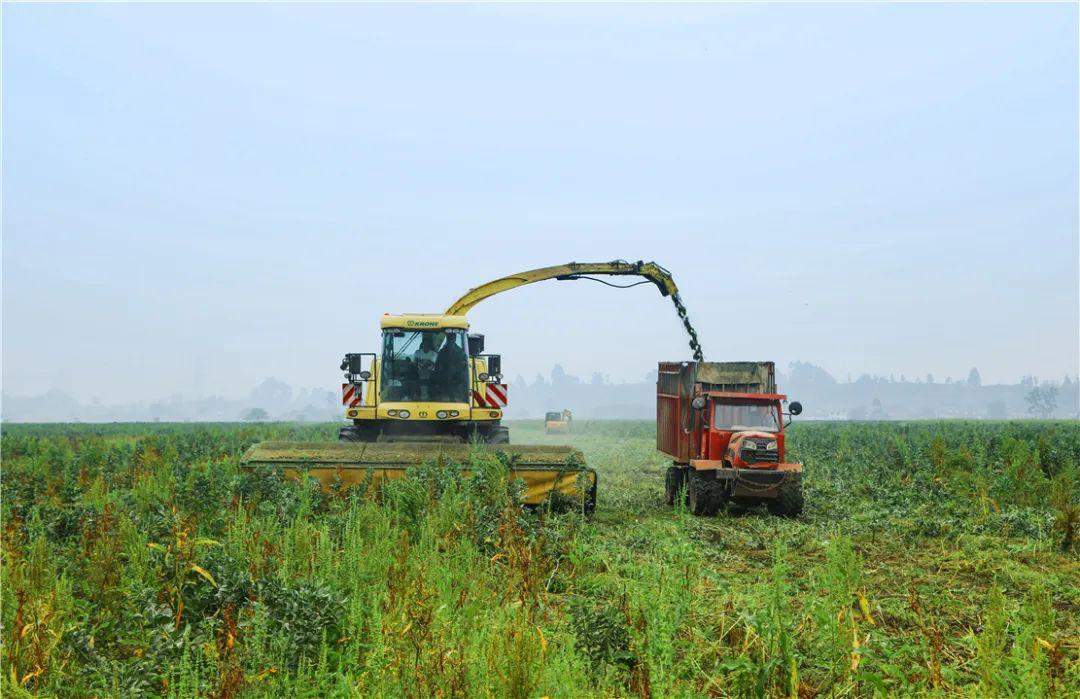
{"left": 342, "top": 383, "right": 362, "bottom": 408}
{"left": 472, "top": 389, "right": 489, "bottom": 408}
{"left": 486, "top": 383, "right": 508, "bottom": 407}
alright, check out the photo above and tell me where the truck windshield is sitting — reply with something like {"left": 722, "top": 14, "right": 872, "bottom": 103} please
{"left": 713, "top": 402, "right": 779, "bottom": 432}
{"left": 380, "top": 329, "right": 469, "bottom": 403}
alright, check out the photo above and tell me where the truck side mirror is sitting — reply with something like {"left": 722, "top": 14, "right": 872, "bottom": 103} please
{"left": 691, "top": 396, "right": 706, "bottom": 410}
{"left": 486, "top": 355, "right": 501, "bottom": 379}
{"left": 789, "top": 401, "right": 802, "bottom": 416}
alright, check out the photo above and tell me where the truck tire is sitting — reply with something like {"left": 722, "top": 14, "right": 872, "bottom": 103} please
{"left": 664, "top": 466, "right": 685, "bottom": 506}
{"left": 687, "top": 470, "right": 724, "bottom": 516}
{"left": 767, "top": 475, "right": 804, "bottom": 518}
{"left": 485, "top": 425, "right": 510, "bottom": 444}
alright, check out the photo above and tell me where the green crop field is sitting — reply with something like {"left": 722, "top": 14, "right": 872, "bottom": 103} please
{"left": 2, "top": 420, "right": 1078, "bottom": 697}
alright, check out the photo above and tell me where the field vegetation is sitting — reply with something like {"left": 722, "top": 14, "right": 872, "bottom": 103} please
{"left": 2, "top": 420, "right": 1078, "bottom": 697}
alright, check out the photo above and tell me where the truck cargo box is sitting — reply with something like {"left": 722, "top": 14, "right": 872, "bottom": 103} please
{"left": 656, "top": 361, "right": 776, "bottom": 462}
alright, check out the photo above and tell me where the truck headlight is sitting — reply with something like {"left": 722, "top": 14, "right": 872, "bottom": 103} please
{"left": 398, "top": 410, "right": 410, "bottom": 419}
{"left": 766, "top": 440, "right": 777, "bottom": 450}
{"left": 436, "top": 410, "right": 448, "bottom": 419}
{"left": 742, "top": 440, "right": 756, "bottom": 450}
{"left": 449, "top": 410, "right": 460, "bottom": 417}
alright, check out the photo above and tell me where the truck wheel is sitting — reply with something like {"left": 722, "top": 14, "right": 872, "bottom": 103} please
{"left": 485, "top": 426, "right": 510, "bottom": 444}
{"left": 664, "top": 466, "right": 685, "bottom": 506}
{"left": 767, "top": 475, "right": 804, "bottom": 518}
{"left": 687, "top": 470, "right": 723, "bottom": 516}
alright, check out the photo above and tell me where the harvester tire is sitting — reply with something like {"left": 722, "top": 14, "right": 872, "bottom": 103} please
{"left": 687, "top": 470, "right": 723, "bottom": 516}
{"left": 767, "top": 475, "right": 804, "bottom": 518}
{"left": 338, "top": 425, "right": 376, "bottom": 443}
{"left": 664, "top": 466, "right": 684, "bottom": 506}
{"left": 485, "top": 426, "right": 510, "bottom": 444}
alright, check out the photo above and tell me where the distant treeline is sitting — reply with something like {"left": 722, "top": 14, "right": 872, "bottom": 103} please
{"left": 1, "top": 378, "right": 339, "bottom": 423}
{"left": 2, "top": 363, "right": 1076, "bottom": 422}
{"left": 504, "top": 362, "right": 1079, "bottom": 421}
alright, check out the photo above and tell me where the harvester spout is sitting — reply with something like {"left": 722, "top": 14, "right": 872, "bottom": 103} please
{"left": 444, "top": 260, "right": 704, "bottom": 361}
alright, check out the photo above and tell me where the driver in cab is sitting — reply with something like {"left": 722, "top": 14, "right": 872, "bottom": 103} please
{"left": 412, "top": 333, "right": 440, "bottom": 400}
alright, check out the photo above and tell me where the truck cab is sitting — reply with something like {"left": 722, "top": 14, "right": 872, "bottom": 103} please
{"left": 708, "top": 395, "right": 787, "bottom": 468}
{"left": 657, "top": 362, "right": 804, "bottom": 517}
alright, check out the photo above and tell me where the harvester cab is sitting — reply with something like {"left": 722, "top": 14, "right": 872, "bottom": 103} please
{"left": 658, "top": 361, "right": 805, "bottom": 517}
{"left": 338, "top": 314, "right": 508, "bottom": 444}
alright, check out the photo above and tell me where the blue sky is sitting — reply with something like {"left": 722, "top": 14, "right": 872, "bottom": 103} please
{"left": 3, "top": 3, "right": 1077, "bottom": 402}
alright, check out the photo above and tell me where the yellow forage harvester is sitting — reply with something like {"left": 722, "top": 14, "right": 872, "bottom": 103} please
{"left": 544, "top": 409, "right": 572, "bottom": 435}
{"left": 242, "top": 261, "right": 707, "bottom": 514}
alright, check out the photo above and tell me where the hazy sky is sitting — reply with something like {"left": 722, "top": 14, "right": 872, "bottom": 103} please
{"left": 3, "top": 3, "right": 1077, "bottom": 403}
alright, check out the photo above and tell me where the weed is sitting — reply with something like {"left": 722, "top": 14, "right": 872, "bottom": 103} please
{"left": 1, "top": 420, "right": 1077, "bottom": 696}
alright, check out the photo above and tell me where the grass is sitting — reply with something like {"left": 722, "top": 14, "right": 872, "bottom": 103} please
{"left": 2, "top": 419, "right": 1078, "bottom": 697}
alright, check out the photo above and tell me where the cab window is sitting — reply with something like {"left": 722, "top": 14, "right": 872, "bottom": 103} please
{"left": 380, "top": 329, "right": 469, "bottom": 402}
{"left": 713, "top": 402, "right": 779, "bottom": 432}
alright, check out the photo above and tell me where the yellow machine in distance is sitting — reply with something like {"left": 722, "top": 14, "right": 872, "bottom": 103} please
{"left": 242, "top": 260, "right": 705, "bottom": 513}
{"left": 545, "top": 410, "right": 573, "bottom": 434}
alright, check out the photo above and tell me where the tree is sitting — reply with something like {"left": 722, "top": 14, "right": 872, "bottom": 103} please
{"left": 243, "top": 407, "right": 269, "bottom": 421}
{"left": 249, "top": 378, "right": 293, "bottom": 414}
{"left": 967, "top": 368, "right": 982, "bottom": 387}
{"left": 927, "top": 373, "right": 934, "bottom": 384}
{"left": 788, "top": 361, "right": 837, "bottom": 386}
{"left": 1026, "top": 386, "right": 1058, "bottom": 419}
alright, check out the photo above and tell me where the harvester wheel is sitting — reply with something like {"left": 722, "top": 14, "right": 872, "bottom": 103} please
{"left": 338, "top": 425, "right": 376, "bottom": 442}
{"left": 767, "top": 475, "right": 804, "bottom": 518}
{"left": 687, "top": 470, "right": 723, "bottom": 516}
{"left": 485, "top": 426, "right": 510, "bottom": 444}
{"left": 664, "top": 466, "right": 684, "bottom": 506}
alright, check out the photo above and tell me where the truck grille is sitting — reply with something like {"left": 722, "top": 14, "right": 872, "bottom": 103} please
{"left": 741, "top": 440, "right": 779, "bottom": 464}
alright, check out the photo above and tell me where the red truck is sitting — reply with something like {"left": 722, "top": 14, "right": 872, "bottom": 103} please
{"left": 657, "top": 361, "right": 804, "bottom": 517}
